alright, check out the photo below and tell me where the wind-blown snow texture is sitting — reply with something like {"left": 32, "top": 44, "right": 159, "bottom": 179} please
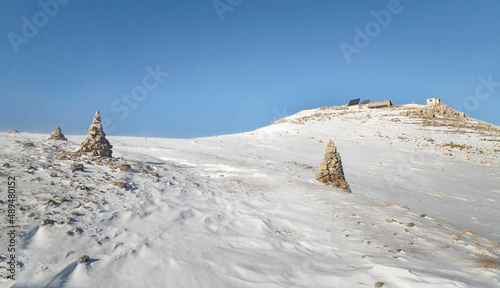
{"left": 1, "top": 105, "right": 499, "bottom": 287}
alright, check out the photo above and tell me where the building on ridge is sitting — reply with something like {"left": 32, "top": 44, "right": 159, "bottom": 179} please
{"left": 427, "top": 98, "right": 441, "bottom": 105}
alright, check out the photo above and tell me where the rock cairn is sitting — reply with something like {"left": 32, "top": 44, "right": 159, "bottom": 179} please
{"left": 316, "top": 140, "right": 350, "bottom": 192}
{"left": 48, "top": 127, "right": 67, "bottom": 141}
{"left": 78, "top": 111, "right": 113, "bottom": 157}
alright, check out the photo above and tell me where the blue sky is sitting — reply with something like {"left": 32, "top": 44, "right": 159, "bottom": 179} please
{"left": 1, "top": 0, "right": 499, "bottom": 138}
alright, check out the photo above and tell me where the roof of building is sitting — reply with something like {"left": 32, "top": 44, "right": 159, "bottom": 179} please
{"left": 348, "top": 98, "right": 360, "bottom": 106}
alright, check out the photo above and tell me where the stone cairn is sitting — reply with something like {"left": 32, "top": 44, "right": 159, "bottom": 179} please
{"left": 47, "top": 127, "right": 67, "bottom": 141}
{"left": 78, "top": 111, "right": 113, "bottom": 157}
{"left": 316, "top": 139, "right": 350, "bottom": 192}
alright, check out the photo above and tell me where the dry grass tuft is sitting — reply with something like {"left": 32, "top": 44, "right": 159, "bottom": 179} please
{"left": 490, "top": 241, "right": 500, "bottom": 251}
{"left": 474, "top": 251, "right": 499, "bottom": 269}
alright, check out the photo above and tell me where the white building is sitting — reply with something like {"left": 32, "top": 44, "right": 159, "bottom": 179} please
{"left": 427, "top": 98, "right": 441, "bottom": 105}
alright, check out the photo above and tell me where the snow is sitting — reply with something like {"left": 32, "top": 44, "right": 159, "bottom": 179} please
{"left": 1, "top": 105, "right": 499, "bottom": 287}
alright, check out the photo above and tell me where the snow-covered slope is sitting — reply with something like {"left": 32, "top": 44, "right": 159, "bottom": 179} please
{"left": 1, "top": 104, "right": 499, "bottom": 287}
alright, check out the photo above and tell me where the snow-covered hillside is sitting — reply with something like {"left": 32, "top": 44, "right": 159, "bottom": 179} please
{"left": 1, "top": 104, "right": 499, "bottom": 287}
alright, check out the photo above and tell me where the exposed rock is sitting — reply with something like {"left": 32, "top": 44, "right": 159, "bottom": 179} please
{"left": 22, "top": 141, "right": 35, "bottom": 147}
{"left": 316, "top": 140, "right": 351, "bottom": 192}
{"left": 42, "top": 219, "right": 54, "bottom": 226}
{"left": 3, "top": 163, "right": 10, "bottom": 167}
{"left": 95, "top": 157, "right": 114, "bottom": 166}
{"left": 149, "top": 171, "right": 158, "bottom": 177}
{"left": 46, "top": 199, "right": 57, "bottom": 206}
{"left": 71, "top": 163, "right": 84, "bottom": 172}
{"left": 48, "top": 126, "right": 67, "bottom": 141}
{"left": 78, "top": 111, "right": 113, "bottom": 157}
{"left": 117, "top": 163, "right": 130, "bottom": 171}
{"left": 7, "top": 129, "right": 20, "bottom": 134}
{"left": 74, "top": 185, "right": 88, "bottom": 191}
{"left": 286, "top": 161, "right": 315, "bottom": 170}
{"left": 401, "top": 104, "right": 467, "bottom": 120}
{"left": 112, "top": 181, "right": 129, "bottom": 190}
{"left": 50, "top": 172, "right": 57, "bottom": 177}
{"left": 79, "top": 255, "right": 90, "bottom": 263}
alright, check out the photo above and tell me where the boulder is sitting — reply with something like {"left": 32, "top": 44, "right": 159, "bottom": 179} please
{"left": 117, "top": 163, "right": 130, "bottom": 171}
{"left": 79, "top": 255, "right": 90, "bottom": 263}
{"left": 71, "top": 163, "right": 84, "bottom": 172}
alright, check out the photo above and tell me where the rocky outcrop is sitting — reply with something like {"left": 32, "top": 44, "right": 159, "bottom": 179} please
{"left": 316, "top": 140, "right": 350, "bottom": 192}
{"left": 7, "top": 129, "right": 20, "bottom": 134}
{"left": 48, "top": 127, "right": 67, "bottom": 141}
{"left": 401, "top": 104, "right": 467, "bottom": 120}
{"left": 78, "top": 111, "right": 113, "bottom": 157}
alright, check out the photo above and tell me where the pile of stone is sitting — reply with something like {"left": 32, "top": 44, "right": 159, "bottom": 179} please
{"left": 78, "top": 111, "right": 113, "bottom": 157}
{"left": 316, "top": 140, "right": 350, "bottom": 192}
{"left": 7, "top": 129, "right": 20, "bottom": 134}
{"left": 48, "top": 127, "right": 67, "bottom": 141}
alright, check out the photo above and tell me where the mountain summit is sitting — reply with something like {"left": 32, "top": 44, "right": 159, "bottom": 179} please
{"left": 0, "top": 104, "right": 498, "bottom": 287}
